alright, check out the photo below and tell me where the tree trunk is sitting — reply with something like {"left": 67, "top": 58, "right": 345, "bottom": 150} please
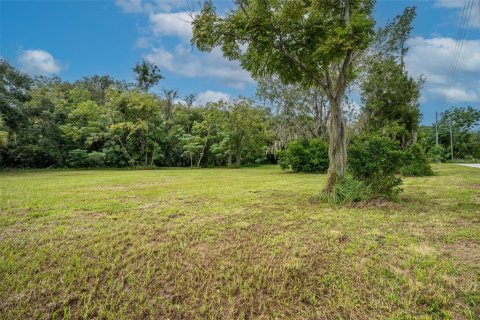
{"left": 150, "top": 145, "right": 155, "bottom": 167}
{"left": 117, "top": 137, "right": 135, "bottom": 167}
{"left": 325, "top": 96, "right": 347, "bottom": 193}
{"left": 196, "top": 128, "right": 211, "bottom": 168}
{"left": 235, "top": 147, "right": 241, "bottom": 167}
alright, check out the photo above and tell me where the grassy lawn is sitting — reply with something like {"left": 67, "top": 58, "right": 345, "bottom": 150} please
{"left": 1, "top": 164, "right": 479, "bottom": 319}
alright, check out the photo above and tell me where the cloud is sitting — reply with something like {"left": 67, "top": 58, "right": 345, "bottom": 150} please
{"left": 115, "top": 0, "right": 144, "bottom": 13}
{"left": 115, "top": 0, "right": 187, "bottom": 14}
{"left": 406, "top": 37, "right": 480, "bottom": 81}
{"left": 405, "top": 36, "right": 480, "bottom": 103}
{"left": 195, "top": 90, "right": 230, "bottom": 105}
{"left": 144, "top": 45, "right": 254, "bottom": 90}
{"left": 435, "top": 0, "right": 480, "bottom": 28}
{"left": 148, "top": 11, "right": 194, "bottom": 42}
{"left": 428, "top": 87, "right": 478, "bottom": 102}
{"left": 18, "top": 49, "right": 62, "bottom": 76}
{"left": 135, "top": 36, "right": 151, "bottom": 49}
{"left": 435, "top": 0, "right": 465, "bottom": 8}
{"left": 115, "top": 1, "right": 255, "bottom": 92}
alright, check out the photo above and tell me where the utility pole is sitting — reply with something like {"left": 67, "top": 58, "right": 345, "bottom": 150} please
{"left": 435, "top": 112, "right": 439, "bottom": 146}
{"left": 449, "top": 117, "right": 454, "bottom": 161}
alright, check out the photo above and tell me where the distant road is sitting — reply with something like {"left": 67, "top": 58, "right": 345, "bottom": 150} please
{"left": 457, "top": 164, "right": 480, "bottom": 169}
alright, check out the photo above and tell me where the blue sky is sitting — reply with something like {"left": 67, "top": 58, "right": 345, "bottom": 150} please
{"left": 1, "top": 0, "right": 479, "bottom": 124}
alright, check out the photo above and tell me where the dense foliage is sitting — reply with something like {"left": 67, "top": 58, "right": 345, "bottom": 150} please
{"left": 278, "top": 139, "right": 329, "bottom": 173}
{"left": 348, "top": 135, "right": 404, "bottom": 199}
{"left": 361, "top": 57, "right": 423, "bottom": 147}
{"left": 400, "top": 144, "right": 434, "bottom": 176}
{"left": 0, "top": 60, "right": 272, "bottom": 168}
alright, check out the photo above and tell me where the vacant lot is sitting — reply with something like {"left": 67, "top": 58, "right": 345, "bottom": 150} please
{"left": 1, "top": 165, "right": 479, "bottom": 319}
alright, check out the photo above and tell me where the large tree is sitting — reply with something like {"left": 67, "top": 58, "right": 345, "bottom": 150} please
{"left": 191, "top": 0, "right": 375, "bottom": 191}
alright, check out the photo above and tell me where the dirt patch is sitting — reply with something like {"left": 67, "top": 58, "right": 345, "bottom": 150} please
{"left": 443, "top": 241, "right": 480, "bottom": 265}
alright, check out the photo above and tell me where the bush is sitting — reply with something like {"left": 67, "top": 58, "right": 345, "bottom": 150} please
{"left": 278, "top": 139, "right": 329, "bottom": 173}
{"left": 427, "top": 145, "right": 446, "bottom": 163}
{"left": 348, "top": 135, "right": 403, "bottom": 199}
{"left": 68, "top": 149, "right": 105, "bottom": 168}
{"left": 103, "top": 144, "right": 131, "bottom": 167}
{"left": 400, "top": 144, "right": 434, "bottom": 176}
{"left": 86, "top": 151, "right": 106, "bottom": 168}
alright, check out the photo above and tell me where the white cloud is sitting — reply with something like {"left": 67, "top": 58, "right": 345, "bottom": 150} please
{"left": 154, "top": 0, "right": 187, "bottom": 13}
{"left": 115, "top": 2, "right": 254, "bottom": 92}
{"left": 135, "top": 36, "right": 151, "bottom": 49}
{"left": 144, "top": 44, "right": 254, "bottom": 90}
{"left": 195, "top": 90, "right": 230, "bottom": 105}
{"left": 429, "top": 87, "right": 478, "bottom": 102}
{"left": 405, "top": 36, "right": 480, "bottom": 103}
{"left": 148, "top": 11, "right": 194, "bottom": 42}
{"left": 115, "top": 0, "right": 145, "bottom": 13}
{"left": 435, "top": 0, "right": 465, "bottom": 8}
{"left": 406, "top": 37, "right": 480, "bottom": 81}
{"left": 115, "top": 0, "right": 187, "bottom": 14}
{"left": 18, "top": 49, "right": 62, "bottom": 76}
{"left": 435, "top": 0, "right": 480, "bottom": 28}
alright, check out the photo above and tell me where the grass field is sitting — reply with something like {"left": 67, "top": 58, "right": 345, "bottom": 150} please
{"left": 1, "top": 165, "right": 479, "bottom": 319}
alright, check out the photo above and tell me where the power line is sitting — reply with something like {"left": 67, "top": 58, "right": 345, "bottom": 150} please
{"left": 450, "top": 0, "right": 475, "bottom": 83}
{"left": 446, "top": 0, "right": 469, "bottom": 81}
{"left": 437, "top": 0, "right": 476, "bottom": 117}
{"left": 446, "top": 0, "right": 475, "bottom": 86}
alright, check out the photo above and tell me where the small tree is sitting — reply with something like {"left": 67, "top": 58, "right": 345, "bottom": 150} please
{"left": 222, "top": 99, "right": 270, "bottom": 167}
{"left": 133, "top": 60, "right": 163, "bottom": 92}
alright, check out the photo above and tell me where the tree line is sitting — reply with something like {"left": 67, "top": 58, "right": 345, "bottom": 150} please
{"left": 0, "top": 60, "right": 273, "bottom": 168}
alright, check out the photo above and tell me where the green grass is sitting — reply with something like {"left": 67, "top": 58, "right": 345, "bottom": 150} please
{"left": 1, "top": 164, "right": 479, "bottom": 319}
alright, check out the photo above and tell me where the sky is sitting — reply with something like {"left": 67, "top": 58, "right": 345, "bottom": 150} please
{"left": 1, "top": 0, "right": 479, "bottom": 124}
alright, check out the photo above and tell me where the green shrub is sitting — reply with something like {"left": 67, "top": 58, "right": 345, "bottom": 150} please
{"left": 348, "top": 135, "right": 403, "bottom": 199}
{"left": 86, "top": 151, "right": 106, "bottom": 168}
{"left": 427, "top": 145, "right": 446, "bottom": 163}
{"left": 400, "top": 145, "right": 434, "bottom": 176}
{"left": 68, "top": 149, "right": 105, "bottom": 168}
{"left": 278, "top": 139, "right": 329, "bottom": 173}
{"left": 103, "top": 144, "right": 130, "bottom": 167}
